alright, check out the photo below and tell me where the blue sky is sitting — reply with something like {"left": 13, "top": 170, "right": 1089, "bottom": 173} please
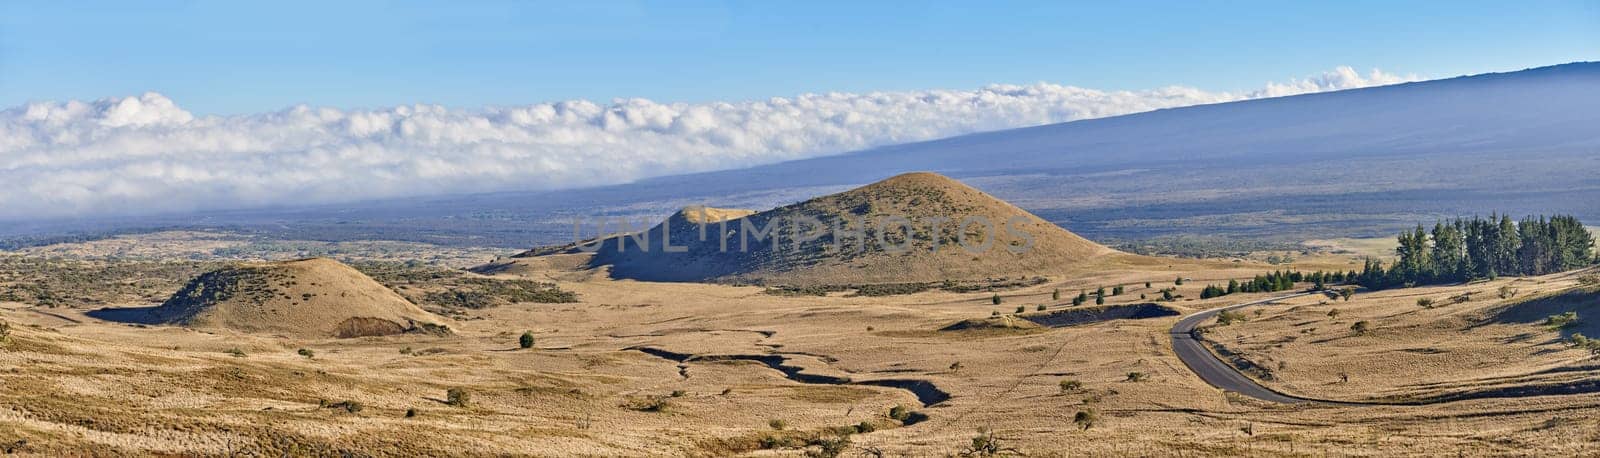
{"left": 1, "top": 1, "right": 1595, "bottom": 114}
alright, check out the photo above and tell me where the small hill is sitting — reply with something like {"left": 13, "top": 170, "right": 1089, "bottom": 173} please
{"left": 515, "top": 172, "right": 1116, "bottom": 285}
{"left": 150, "top": 258, "right": 449, "bottom": 338}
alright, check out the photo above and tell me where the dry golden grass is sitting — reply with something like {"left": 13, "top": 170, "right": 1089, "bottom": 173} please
{"left": 2, "top": 253, "right": 1599, "bottom": 455}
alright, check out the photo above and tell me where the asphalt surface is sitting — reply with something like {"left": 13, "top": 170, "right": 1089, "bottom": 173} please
{"left": 1169, "top": 292, "right": 1321, "bottom": 404}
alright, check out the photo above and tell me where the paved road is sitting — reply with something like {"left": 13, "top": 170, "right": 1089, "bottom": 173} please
{"left": 1169, "top": 292, "right": 1321, "bottom": 404}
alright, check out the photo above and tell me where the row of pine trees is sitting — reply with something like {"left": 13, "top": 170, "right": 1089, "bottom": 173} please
{"left": 1200, "top": 270, "right": 1354, "bottom": 299}
{"left": 1360, "top": 214, "right": 1595, "bottom": 290}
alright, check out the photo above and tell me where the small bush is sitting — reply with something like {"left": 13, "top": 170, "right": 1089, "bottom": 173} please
{"left": 768, "top": 419, "right": 787, "bottom": 430}
{"left": 327, "top": 400, "right": 363, "bottom": 414}
{"left": 624, "top": 395, "right": 670, "bottom": 412}
{"left": 1499, "top": 285, "right": 1519, "bottom": 299}
{"left": 1327, "top": 309, "right": 1341, "bottom": 319}
{"left": 1416, "top": 298, "right": 1435, "bottom": 308}
{"left": 1059, "top": 379, "right": 1083, "bottom": 393}
{"left": 1546, "top": 312, "right": 1580, "bottom": 330}
{"left": 225, "top": 348, "right": 247, "bottom": 358}
{"left": 889, "top": 404, "right": 911, "bottom": 422}
{"left": 1074, "top": 408, "right": 1100, "bottom": 430}
{"left": 446, "top": 388, "right": 471, "bottom": 407}
{"left": 1569, "top": 333, "right": 1600, "bottom": 354}
{"left": 1125, "top": 372, "right": 1148, "bottom": 382}
{"left": 963, "top": 427, "right": 1017, "bottom": 456}
{"left": 1579, "top": 275, "right": 1600, "bottom": 287}
{"left": 854, "top": 421, "right": 876, "bottom": 433}
{"left": 1036, "top": 304, "right": 1046, "bottom": 311}
{"left": 1215, "top": 310, "right": 1248, "bottom": 326}
{"left": 949, "top": 362, "right": 963, "bottom": 373}
{"left": 806, "top": 432, "right": 852, "bottom": 458}
{"left": 1350, "top": 320, "right": 1372, "bottom": 335}
{"left": 991, "top": 294, "right": 1002, "bottom": 305}
{"left": 670, "top": 390, "right": 687, "bottom": 398}
{"left": 297, "top": 348, "right": 314, "bottom": 358}
{"left": 519, "top": 331, "right": 535, "bottom": 349}
{"left": 1014, "top": 306, "right": 1024, "bottom": 314}
{"left": 405, "top": 407, "right": 418, "bottom": 418}
{"left": 0, "top": 320, "right": 10, "bottom": 346}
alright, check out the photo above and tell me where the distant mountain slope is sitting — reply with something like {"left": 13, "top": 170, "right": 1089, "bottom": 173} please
{"left": 514, "top": 172, "right": 1115, "bottom": 285}
{"left": 630, "top": 62, "right": 1600, "bottom": 192}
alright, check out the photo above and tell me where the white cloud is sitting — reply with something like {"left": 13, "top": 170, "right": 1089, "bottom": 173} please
{"left": 0, "top": 68, "right": 1414, "bottom": 220}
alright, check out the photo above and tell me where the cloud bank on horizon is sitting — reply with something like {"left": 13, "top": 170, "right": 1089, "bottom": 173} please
{"left": 0, "top": 67, "right": 1412, "bottom": 221}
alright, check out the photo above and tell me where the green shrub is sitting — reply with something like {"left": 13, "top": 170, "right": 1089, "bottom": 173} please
{"left": 297, "top": 348, "right": 314, "bottom": 358}
{"left": 1546, "top": 312, "right": 1580, "bottom": 330}
{"left": 1499, "top": 285, "right": 1519, "bottom": 299}
{"left": 1215, "top": 310, "right": 1248, "bottom": 326}
{"left": 225, "top": 348, "right": 247, "bottom": 358}
{"left": 888, "top": 404, "right": 911, "bottom": 422}
{"left": 1416, "top": 298, "right": 1435, "bottom": 308}
{"left": 1036, "top": 304, "right": 1047, "bottom": 311}
{"left": 446, "top": 388, "right": 471, "bottom": 407}
{"left": 768, "top": 419, "right": 787, "bottom": 430}
{"left": 1125, "top": 372, "right": 1148, "bottom": 382}
{"left": 1569, "top": 333, "right": 1600, "bottom": 354}
{"left": 991, "top": 294, "right": 1002, "bottom": 305}
{"left": 405, "top": 407, "right": 418, "bottom": 418}
{"left": 1074, "top": 408, "right": 1100, "bottom": 430}
{"left": 1014, "top": 306, "right": 1024, "bottom": 314}
{"left": 519, "top": 331, "right": 535, "bottom": 349}
{"left": 1059, "top": 379, "right": 1083, "bottom": 393}
{"left": 1350, "top": 320, "right": 1372, "bottom": 335}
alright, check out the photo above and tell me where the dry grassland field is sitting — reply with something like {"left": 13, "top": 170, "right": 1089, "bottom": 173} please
{"left": 1, "top": 173, "right": 1598, "bottom": 457}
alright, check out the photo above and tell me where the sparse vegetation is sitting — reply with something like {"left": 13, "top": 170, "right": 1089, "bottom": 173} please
{"left": 519, "top": 331, "right": 535, "bottom": 349}
{"left": 992, "top": 294, "right": 1002, "bottom": 305}
{"left": 297, "top": 348, "right": 314, "bottom": 358}
{"left": 1417, "top": 297, "right": 1436, "bottom": 308}
{"left": 1545, "top": 312, "right": 1580, "bottom": 330}
{"left": 1350, "top": 320, "right": 1372, "bottom": 335}
{"left": 1215, "top": 309, "right": 1248, "bottom": 326}
{"left": 1124, "top": 371, "right": 1148, "bottom": 382}
{"left": 1568, "top": 333, "right": 1600, "bottom": 355}
{"left": 769, "top": 419, "right": 787, "bottom": 430}
{"left": 1500, "top": 285, "right": 1520, "bottom": 299}
{"left": 961, "top": 427, "right": 1020, "bottom": 456}
{"left": 225, "top": 348, "right": 247, "bottom": 358}
{"left": 446, "top": 388, "right": 472, "bottom": 407}
{"left": 1073, "top": 409, "right": 1100, "bottom": 430}
{"left": 1059, "top": 379, "right": 1082, "bottom": 393}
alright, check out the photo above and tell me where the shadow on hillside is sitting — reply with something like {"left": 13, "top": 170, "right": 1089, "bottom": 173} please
{"left": 1488, "top": 288, "right": 1600, "bottom": 340}
{"left": 85, "top": 306, "right": 165, "bottom": 325}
